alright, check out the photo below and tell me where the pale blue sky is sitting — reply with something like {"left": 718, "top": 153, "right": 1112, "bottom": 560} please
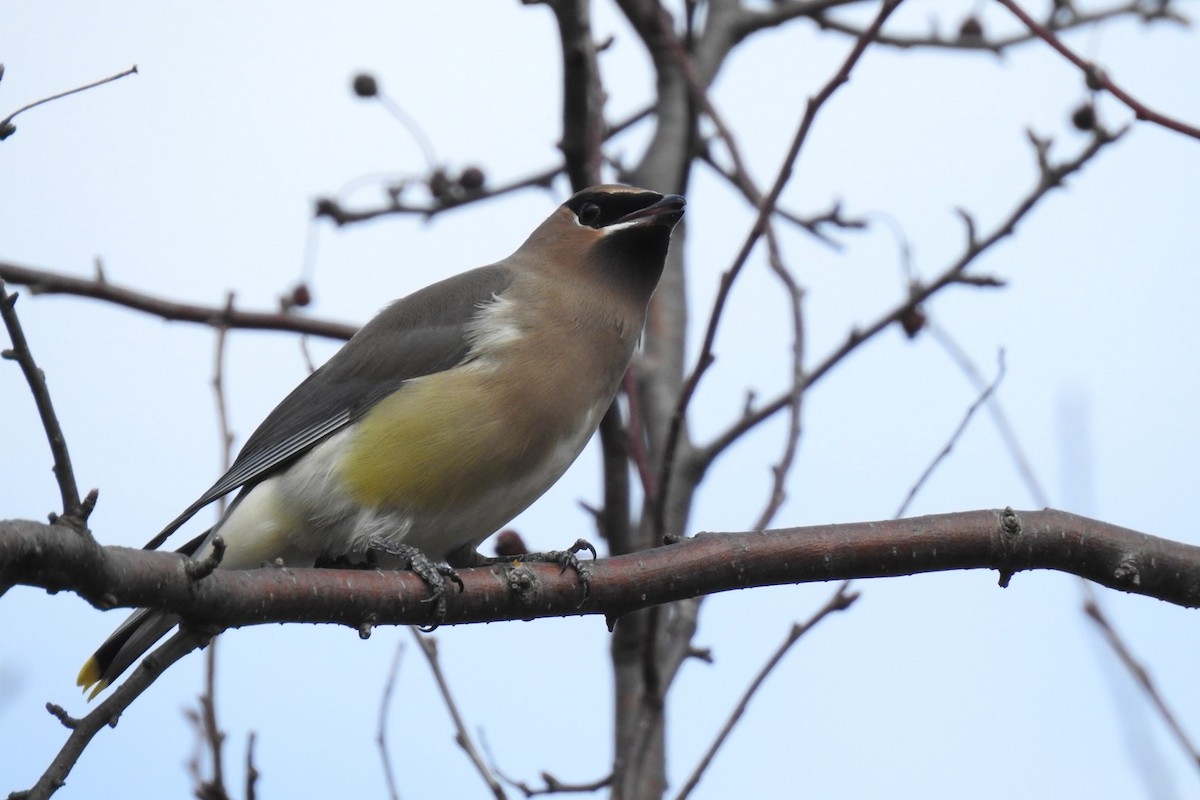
{"left": 2, "top": 2, "right": 1198, "bottom": 798}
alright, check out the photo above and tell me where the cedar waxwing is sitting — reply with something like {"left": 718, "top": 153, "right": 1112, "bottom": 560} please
{"left": 77, "top": 184, "right": 685, "bottom": 698}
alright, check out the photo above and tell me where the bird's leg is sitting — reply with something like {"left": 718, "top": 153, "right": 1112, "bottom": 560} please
{"left": 365, "top": 541, "right": 464, "bottom": 623}
{"left": 450, "top": 538, "right": 597, "bottom": 597}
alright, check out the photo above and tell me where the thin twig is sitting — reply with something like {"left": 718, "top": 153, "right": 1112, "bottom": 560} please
{"left": 894, "top": 351, "right": 1007, "bottom": 518}
{"left": 1084, "top": 598, "right": 1200, "bottom": 769}
{"left": 927, "top": 322, "right": 1049, "bottom": 506}
{"left": 0, "top": 65, "right": 137, "bottom": 140}
{"left": 480, "top": 728, "right": 613, "bottom": 799}
{"left": 316, "top": 102, "right": 653, "bottom": 226}
{"left": 697, "top": 150, "right": 867, "bottom": 250}
{"left": 673, "top": 583, "right": 860, "bottom": 800}
{"left": 923, "top": 317, "right": 1195, "bottom": 777}
{"left": 187, "top": 639, "right": 229, "bottom": 800}
{"left": 0, "top": 261, "right": 357, "bottom": 341}
{"left": 188, "top": 309, "right": 239, "bottom": 800}
{"left": 373, "top": 91, "right": 438, "bottom": 171}
{"left": 656, "top": 0, "right": 904, "bottom": 538}
{"left": 245, "top": 733, "right": 259, "bottom": 800}
{"left": 996, "top": 0, "right": 1200, "bottom": 141}
{"left": 211, "top": 295, "right": 238, "bottom": 492}
{"left": 409, "top": 629, "right": 507, "bottom": 799}
{"left": 376, "top": 642, "right": 406, "bottom": 800}
{"left": 0, "top": 281, "right": 84, "bottom": 524}
{"left": 316, "top": 165, "right": 562, "bottom": 226}
{"left": 752, "top": 229, "right": 805, "bottom": 531}
{"left": 806, "top": 1, "right": 1185, "bottom": 53}
{"left": 621, "top": 368, "right": 656, "bottom": 498}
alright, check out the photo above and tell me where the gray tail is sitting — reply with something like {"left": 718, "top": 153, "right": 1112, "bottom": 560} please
{"left": 77, "top": 529, "right": 208, "bottom": 699}
{"left": 76, "top": 608, "right": 180, "bottom": 698}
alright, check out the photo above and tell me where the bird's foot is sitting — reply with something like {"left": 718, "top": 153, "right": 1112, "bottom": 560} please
{"left": 453, "top": 538, "right": 597, "bottom": 600}
{"left": 366, "top": 540, "right": 463, "bottom": 626}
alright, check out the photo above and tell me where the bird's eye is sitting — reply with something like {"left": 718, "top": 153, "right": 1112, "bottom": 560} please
{"left": 578, "top": 202, "right": 602, "bottom": 227}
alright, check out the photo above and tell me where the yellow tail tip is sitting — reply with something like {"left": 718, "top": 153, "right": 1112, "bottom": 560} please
{"left": 76, "top": 657, "right": 107, "bottom": 700}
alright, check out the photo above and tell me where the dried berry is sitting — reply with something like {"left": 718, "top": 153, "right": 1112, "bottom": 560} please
{"left": 1071, "top": 103, "right": 1096, "bottom": 131}
{"left": 428, "top": 168, "right": 452, "bottom": 201}
{"left": 291, "top": 283, "right": 311, "bottom": 308}
{"left": 352, "top": 73, "right": 378, "bottom": 98}
{"left": 958, "top": 15, "right": 984, "bottom": 42}
{"left": 459, "top": 166, "right": 486, "bottom": 191}
{"left": 494, "top": 529, "right": 528, "bottom": 558}
{"left": 900, "top": 306, "right": 927, "bottom": 339}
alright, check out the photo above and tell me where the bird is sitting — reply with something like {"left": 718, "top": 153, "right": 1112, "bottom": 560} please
{"left": 76, "top": 184, "right": 685, "bottom": 698}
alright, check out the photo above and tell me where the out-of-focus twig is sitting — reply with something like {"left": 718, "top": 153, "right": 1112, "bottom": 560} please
{"left": 895, "top": 351, "right": 1007, "bottom": 518}
{"left": 673, "top": 583, "right": 859, "bottom": 800}
{"left": 410, "top": 629, "right": 507, "bottom": 799}
{"left": 245, "top": 733, "right": 259, "bottom": 800}
{"left": 0, "top": 65, "right": 137, "bottom": 140}
{"left": 1084, "top": 597, "right": 1200, "bottom": 769}
{"left": 376, "top": 642, "right": 405, "bottom": 800}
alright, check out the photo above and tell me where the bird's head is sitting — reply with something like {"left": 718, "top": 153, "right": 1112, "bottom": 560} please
{"left": 520, "top": 184, "right": 686, "bottom": 301}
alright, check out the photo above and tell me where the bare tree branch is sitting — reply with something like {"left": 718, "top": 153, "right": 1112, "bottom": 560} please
{"left": 808, "top": 1, "right": 1186, "bottom": 53}
{"left": 928, "top": 320, "right": 1200, "bottom": 781}
{"left": 0, "top": 262, "right": 358, "bottom": 341}
{"left": 698, "top": 152, "right": 868, "bottom": 249}
{"left": 3, "top": 508, "right": 1198, "bottom": 637}
{"left": 0, "top": 281, "right": 86, "bottom": 525}
{"left": 314, "top": 165, "right": 562, "bottom": 227}
{"left": 997, "top": 0, "right": 1200, "bottom": 141}
{"left": 703, "top": 123, "right": 1125, "bottom": 464}
{"left": 655, "top": 0, "right": 903, "bottom": 539}
{"left": 541, "top": 0, "right": 606, "bottom": 189}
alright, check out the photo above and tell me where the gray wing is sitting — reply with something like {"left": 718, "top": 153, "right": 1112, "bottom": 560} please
{"left": 144, "top": 265, "right": 512, "bottom": 550}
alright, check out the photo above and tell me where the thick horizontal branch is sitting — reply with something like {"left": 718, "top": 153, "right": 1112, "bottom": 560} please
{"left": 2, "top": 509, "right": 1198, "bottom": 632}
{"left": 0, "top": 261, "right": 357, "bottom": 341}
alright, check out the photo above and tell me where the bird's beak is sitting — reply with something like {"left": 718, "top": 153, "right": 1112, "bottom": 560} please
{"left": 619, "top": 194, "right": 686, "bottom": 227}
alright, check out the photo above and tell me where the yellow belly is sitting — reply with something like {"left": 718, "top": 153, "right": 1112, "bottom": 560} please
{"left": 336, "top": 365, "right": 562, "bottom": 512}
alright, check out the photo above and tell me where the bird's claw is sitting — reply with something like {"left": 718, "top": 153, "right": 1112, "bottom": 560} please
{"left": 366, "top": 540, "right": 462, "bottom": 625}
{"left": 496, "top": 537, "right": 596, "bottom": 601}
